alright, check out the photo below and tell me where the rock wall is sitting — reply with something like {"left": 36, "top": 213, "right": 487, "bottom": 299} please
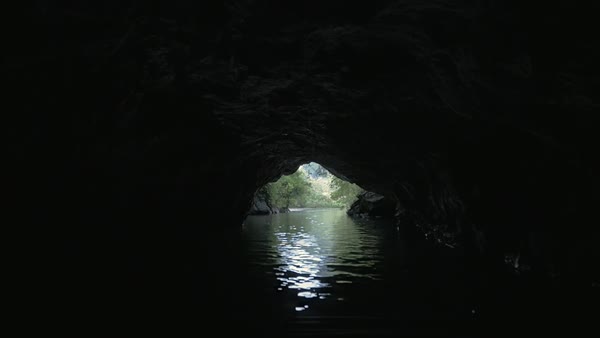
{"left": 247, "top": 188, "right": 290, "bottom": 215}
{"left": 248, "top": 194, "right": 273, "bottom": 215}
{"left": 9, "top": 1, "right": 600, "bottom": 319}
{"left": 347, "top": 192, "right": 396, "bottom": 218}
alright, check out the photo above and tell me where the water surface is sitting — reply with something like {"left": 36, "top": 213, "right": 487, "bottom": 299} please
{"left": 242, "top": 208, "right": 403, "bottom": 314}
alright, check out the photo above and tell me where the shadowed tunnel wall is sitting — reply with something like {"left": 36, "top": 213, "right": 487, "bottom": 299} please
{"left": 8, "top": 0, "right": 599, "bottom": 329}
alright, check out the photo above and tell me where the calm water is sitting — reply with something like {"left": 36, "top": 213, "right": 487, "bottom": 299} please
{"left": 243, "top": 209, "right": 399, "bottom": 311}
{"left": 237, "top": 208, "right": 475, "bottom": 335}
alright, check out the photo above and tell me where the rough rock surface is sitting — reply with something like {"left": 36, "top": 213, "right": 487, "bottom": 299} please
{"left": 248, "top": 194, "right": 273, "bottom": 215}
{"left": 8, "top": 0, "right": 600, "bottom": 332}
{"left": 347, "top": 192, "right": 396, "bottom": 218}
{"left": 248, "top": 191, "right": 290, "bottom": 215}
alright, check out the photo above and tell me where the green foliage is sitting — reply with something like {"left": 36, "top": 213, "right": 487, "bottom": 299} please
{"left": 266, "top": 170, "right": 311, "bottom": 208}
{"left": 298, "top": 189, "right": 340, "bottom": 208}
{"left": 260, "top": 164, "right": 363, "bottom": 209}
{"left": 330, "top": 176, "right": 363, "bottom": 207}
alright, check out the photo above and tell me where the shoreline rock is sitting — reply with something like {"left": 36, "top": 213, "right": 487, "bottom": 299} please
{"left": 347, "top": 192, "right": 396, "bottom": 218}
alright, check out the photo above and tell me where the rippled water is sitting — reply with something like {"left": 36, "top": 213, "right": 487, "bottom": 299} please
{"left": 236, "top": 208, "right": 481, "bottom": 337}
{"left": 237, "top": 208, "right": 579, "bottom": 336}
{"left": 242, "top": 208, "right": 403, "bottom": 314}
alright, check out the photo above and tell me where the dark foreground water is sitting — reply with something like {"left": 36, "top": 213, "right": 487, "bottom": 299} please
{"left": 234, "top": 209, "right": 476, "bottom": 336}
{"left": 51, "top": 208, "right": 597, "bottom": 336}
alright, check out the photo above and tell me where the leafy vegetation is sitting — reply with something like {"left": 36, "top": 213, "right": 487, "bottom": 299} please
{"left": 329, "top": 176, "right": 363, "bottom": 207}
{"left": 265, "top": 170, "right": 311, "bottom": 208}
{"left": 259, "top": 163, "right": 364, "bottom": 209}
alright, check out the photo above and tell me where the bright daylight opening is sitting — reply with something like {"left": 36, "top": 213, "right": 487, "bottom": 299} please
{"left": 249, "top": 162, "right": 364, "bottom": 215}
{"left": 243, "top": 162, "right": 397, "bottom": 313}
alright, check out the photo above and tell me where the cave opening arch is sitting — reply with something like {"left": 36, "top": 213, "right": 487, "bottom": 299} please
{"left": 14, "top": 0, "right": 600, "bottom": 332}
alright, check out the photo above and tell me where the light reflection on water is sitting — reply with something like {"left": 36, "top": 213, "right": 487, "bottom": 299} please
{"left": 243, "top": 209, "right": 390, "bottom": 309}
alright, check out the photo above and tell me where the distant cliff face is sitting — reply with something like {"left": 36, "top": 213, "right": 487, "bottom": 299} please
{"left": 301, "top": 162, "right": 329, "bottom": 179}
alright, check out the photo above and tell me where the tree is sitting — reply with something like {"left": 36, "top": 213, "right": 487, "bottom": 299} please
{"left": 266, "top": 170, "right": 311, "bottom": 208}
{"left": 330, "top": 176, "right": 363, "bottom": 207}
{"left": 262, "top": 165, "right": 361, "bottom": 209}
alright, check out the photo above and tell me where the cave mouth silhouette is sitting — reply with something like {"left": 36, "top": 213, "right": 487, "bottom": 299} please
{"left": 247, "top": 161, "right": 366, "bottom": 215}
{"left": 11, "top": 0, "right": 600, "bottom": 335}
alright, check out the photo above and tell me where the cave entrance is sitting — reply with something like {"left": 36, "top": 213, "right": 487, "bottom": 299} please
{"left": 241, "top": 162, "right": 402, "bottom": 315}
{"left": 250, "top": 162, "right": 364, "bottom": 215}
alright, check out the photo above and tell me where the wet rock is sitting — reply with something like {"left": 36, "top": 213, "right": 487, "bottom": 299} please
{"left": 248, "top": 195, "right": 272, "bottom": 215}
{"left": 247, "top": 191, "right": 290, "bottom": 215}
{"left": 347, "top": 192, "right": 396, "bottom": 218}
